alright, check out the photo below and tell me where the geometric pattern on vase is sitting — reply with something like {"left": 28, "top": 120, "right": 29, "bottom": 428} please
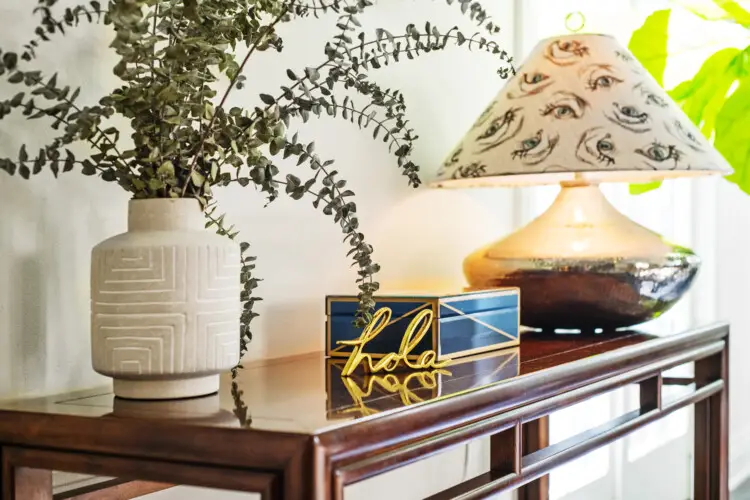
{"left": 91, "top": 244, "right": 241, "bottom": 376}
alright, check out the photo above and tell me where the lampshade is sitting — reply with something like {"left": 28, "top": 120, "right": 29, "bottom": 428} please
{"left": 433, "top": 34, "right": 732, "bottom": 188}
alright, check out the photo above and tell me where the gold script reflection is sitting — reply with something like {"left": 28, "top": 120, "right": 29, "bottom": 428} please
{"left": 340, "top": 369, "right": 453, "bottom": 417}
{"left": 327, "top": 347, "right": 520, "bottom": 420}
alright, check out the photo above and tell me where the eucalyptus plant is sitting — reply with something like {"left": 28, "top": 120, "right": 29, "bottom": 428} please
{"left": 0, "top": 0, "right": 514, "bottom": 365}
{"left": 628, "top": 0, "right": 750, "bottom": 194}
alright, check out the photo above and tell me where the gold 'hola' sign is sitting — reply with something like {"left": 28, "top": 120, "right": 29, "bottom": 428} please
{"left": 337, "top": 307, "right": 451, "bottom": 376}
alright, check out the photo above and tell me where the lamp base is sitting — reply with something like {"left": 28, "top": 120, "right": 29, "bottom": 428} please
{"left": 465, "top": 183, "right": 700, "bottom": 330}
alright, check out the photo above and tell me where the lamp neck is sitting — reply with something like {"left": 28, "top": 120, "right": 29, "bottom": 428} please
{"left": 543, "top": 182, "right": 619, "bottom": 227}
{"left": 560, "top": 179, "right": 599, "bottom": 188}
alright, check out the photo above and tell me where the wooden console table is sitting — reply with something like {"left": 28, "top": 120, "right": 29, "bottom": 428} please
{"left": 0, "top": 322, "right": 729, "bottom": 499}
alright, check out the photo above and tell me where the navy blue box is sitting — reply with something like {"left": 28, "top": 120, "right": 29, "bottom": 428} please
{"left": 326, "top": 289, "right": 520, "bottom": 361}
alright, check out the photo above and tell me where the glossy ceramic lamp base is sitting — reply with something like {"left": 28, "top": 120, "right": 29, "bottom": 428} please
{"left": 464, "top": 183, "right": 700, "bottom": 330}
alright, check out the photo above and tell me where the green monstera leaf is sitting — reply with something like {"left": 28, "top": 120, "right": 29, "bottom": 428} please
{"left": 675, "top": 0, "right": 750, "bottom": 25}
{"left": 628, "top": 9, "right": 671, "bottom": 194}
{"left": 629, "top": 1, "right": 750, "bottom": 195}
{"left": 669, "top": 48, "right": 743, "bottom": 137}
{"left": 715, "top": 78, "right": 750, "bottom": 192}
{"left": 629, "top": 9, "right": 671, "bottom": 86}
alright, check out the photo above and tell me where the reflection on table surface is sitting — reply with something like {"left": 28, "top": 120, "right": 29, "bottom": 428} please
{"left": 0, "top": 329, "right": 661, "bottom": 434}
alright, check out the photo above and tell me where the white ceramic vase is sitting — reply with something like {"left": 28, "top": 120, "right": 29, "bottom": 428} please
{"left": 91, "top": 199, "right": 241, "bottom": 400}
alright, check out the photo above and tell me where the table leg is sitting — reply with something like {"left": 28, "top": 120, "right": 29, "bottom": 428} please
{"left": 694, "top": 346, "right": 729, "bottom": 500}
{"left": 518, "top": 417, "right": 549, "bottom": 500}
{"left": 0, "top": 465, "right": 52, "bottom": 500}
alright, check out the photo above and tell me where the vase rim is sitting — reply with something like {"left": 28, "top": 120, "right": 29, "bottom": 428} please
{"left": 127, "top": 197, "right": 204, "bottom": 231}
{"left": 129, "top": 197, "right": 202, "bottom": 205}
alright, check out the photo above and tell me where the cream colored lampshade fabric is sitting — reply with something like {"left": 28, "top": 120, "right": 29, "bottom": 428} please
{"left": 433, "top": 34, "right": 732, "bottom": 187}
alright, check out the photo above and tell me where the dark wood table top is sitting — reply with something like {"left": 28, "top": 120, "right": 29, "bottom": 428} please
{"left": 0, "top": 322, "right": 730, "bottom": 500}
{"left": 0, "top": 325, "right": 722, "bottom": 436}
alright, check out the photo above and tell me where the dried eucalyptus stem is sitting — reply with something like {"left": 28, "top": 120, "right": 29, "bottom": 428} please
{"left": 0, "top": 0, "right": 513, "bottom": 365}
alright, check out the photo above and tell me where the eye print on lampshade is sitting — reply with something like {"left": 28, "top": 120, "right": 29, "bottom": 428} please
{"left": 636, "top": 141, "right": 684, "bottom": 170}
{"left": 579, "top": 64, "right": 624, "bottom": 92}
{"left": 665, "top": 120, "right": 704, "bottom": 152}
{"left": 576, "top": 127, "right": 617, "bottom": 167}
{"left": 508, "top": 71, "right": 554, "bottom": 99}
{"left": 541, "top": 91, "right": 588, "bottom": 120}
{"left": 475, "top": 107, "right": 524, "bottom": 153}
{"left": 471, "top": 101, "right": 496, "bottom": 130}
{"left": 436, "top": 146, "right": 462, "bottom": 177}
{"left": 634, "top": 82, "right": 669, "bottom": 108}
{"left": 451, "top": 162, "right": 488, "bottom": 179}
{"left": 545, "top": 39, "right": 589, "bottom": 66}
{"left": 615, "top": 50, "right": 635, "bottom": 63}
{"left": 605, "top": 102, "right": 651, "bottom": 133}
{"left": 511, "top": 130, "right": 560, "bottom": 165}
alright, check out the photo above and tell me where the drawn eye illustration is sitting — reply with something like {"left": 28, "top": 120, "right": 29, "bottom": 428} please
{"left": 576, "top": 127, "right": 617, "bottom": 167}
{"left": 438, "top": 146, "right": 463, "bottom": 176}
{"left": 525, "top": 73, "right": 546, "bottom": 85}
{"left": 475, "top": 107, "right": 524, "bottom": 153}
{"left": 665, "top": 120, "right": 704, "bottom": 152}
{"left": 646, "top": 94, "right": 668, "bottom": 107}
{"left": 471, "top": 101, "right": 496, "bottom": 130}
{"left": 634, "top": 82, "right": 669, "bottom": 108}
{"left": 580, "top": 64, "right": 623, "bottom": 91}
{"left": 513, "top": 132, "right": 541, "bottom": 158}
{"left": 445, "top": 147, "right": 462, "bottom": 166}
{"left": 508, "top": 71, "right": 553, "bottom": 99}
{"left": 511, "top": 130, "right": 560, "bottom": 166}
{"left": 451, "top": 162, "right": 487, "bottom": 179}
{"left": 615, "top": 50, "right": 634, "bottom": 63}
{"left": 605, "top": 102, "right": 651, "bottom": 133}
{"left": 541, "top": 91, "right": 588, "bottom": 120}
{"left": 545, "top": 39, "right": 590, "bottom": 66}
{"left": 635, "top": 141, "right": 683, "bottom": 170}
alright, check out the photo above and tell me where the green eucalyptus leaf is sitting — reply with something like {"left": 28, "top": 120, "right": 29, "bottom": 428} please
{"left": 8, "top": 72, "right": 24, "bottom": 84}
{"left": 157, "top": 160, "right": 175, "bottom": 178}
{"left": 148, "top": 177, "right": 164, "bottom": 190}
{"left": 191, "top": 170, "right": 205, "bottom": 187}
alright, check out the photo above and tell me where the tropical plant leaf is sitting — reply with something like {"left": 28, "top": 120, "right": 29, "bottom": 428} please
{"left": 715, "top": 77, "right": 750, "bottom": 193}
{"left": 629, "top": 180, "right": 663, "bottom": 195}
{"left": 669, "top": 47, "right": 742, "bottom": 137}
{"left": 628, "top": 9, "right": 671, "bottom": 194}
{"left": 674, "top": 0, "right": 734, "bottom": 20}
{"left": 679, "top": 0, "right": 750, "bottom": 25}
{"left": 629, "top": 9, "right": 671, "bottom": 86}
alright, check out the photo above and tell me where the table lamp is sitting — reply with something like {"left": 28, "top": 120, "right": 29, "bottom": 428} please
{"left": 432, "top": 34, "right": 732, "bottom": 330}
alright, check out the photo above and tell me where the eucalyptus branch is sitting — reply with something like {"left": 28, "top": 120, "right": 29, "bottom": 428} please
{"left": 231, "top": 380, "right": 251, "bottom": 425}
{"left": 18, "top": 101, "right": 129, "bottom": 177}
{"left": 183, "top": 6, "right": 289, "bottom": 196}
{"left": 443, "top": 0, "right": 501, "bottom": 34}
{"left": 24, "top": 72, "right": 126, "bottom": 164}
{"left": 23, "top": 2, "right": 105, "bottom": 62}
{"left": 204, "top": 205, "right": 260, "bottom": 365}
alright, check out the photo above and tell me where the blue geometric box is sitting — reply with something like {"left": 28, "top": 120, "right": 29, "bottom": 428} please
{"left": 326, "top": 288, "right": 520, "bottom": 361}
